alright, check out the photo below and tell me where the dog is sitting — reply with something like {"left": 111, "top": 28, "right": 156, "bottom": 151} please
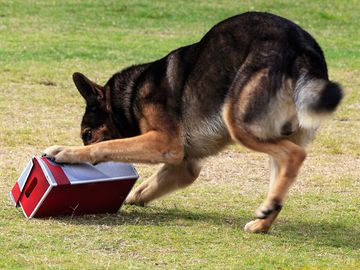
{"left": 43, "top": 12, "right": 343, "bottom": 233}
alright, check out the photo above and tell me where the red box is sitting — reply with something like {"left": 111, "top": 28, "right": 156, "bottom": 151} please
{"left": 9, "top": 157, "right": 138, "bottom": 218}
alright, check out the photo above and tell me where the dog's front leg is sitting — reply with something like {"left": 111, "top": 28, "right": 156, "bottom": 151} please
{"left": 42, "top": 131, "right": 184, "bottom": 165}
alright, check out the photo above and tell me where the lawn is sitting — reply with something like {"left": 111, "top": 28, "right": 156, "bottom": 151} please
{"left": 0, "top": 0, "right": 359, "bottom": 269}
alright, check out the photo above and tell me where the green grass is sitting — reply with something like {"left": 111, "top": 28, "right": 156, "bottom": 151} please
{"left": 1, "top": 0, "right": 360, "bottom": 269}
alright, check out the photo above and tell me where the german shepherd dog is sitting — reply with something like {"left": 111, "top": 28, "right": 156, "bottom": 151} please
{"left": 43, "top": 12, "right": 343, "bottom": 233}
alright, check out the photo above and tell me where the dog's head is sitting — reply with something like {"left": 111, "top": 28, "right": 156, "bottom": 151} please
{"left": 73, "top": 72, "right": 120, "bottom": 145}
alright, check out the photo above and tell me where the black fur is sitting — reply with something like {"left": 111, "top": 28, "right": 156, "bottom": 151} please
{"left": 313, "top": 81, "right": 343, "bottom": 112}
{"left": 257, "top": 203, "right": 283, "bottom": 219}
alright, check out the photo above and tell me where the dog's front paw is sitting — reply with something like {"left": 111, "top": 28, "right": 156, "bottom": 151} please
{"left": 43, "top": 145, "right": 64, "bottom": 158}
{"left": 124, "top": 193, "right": 146, "bottom": 207}
{"left": 42, "top": 145, "right": 82, "bottom": 164}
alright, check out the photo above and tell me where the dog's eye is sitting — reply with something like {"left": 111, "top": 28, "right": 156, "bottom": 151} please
{"left": 82, "top": 130, "right": 92, "bottom": 142}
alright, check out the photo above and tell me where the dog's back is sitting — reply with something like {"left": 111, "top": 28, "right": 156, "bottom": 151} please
{"left": 171, "top": 12, "right": 342, "bottom": 157}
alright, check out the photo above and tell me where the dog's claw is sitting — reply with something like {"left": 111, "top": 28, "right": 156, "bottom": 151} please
{"left": 42, "top": 145, "right": 80, "bottom": 164}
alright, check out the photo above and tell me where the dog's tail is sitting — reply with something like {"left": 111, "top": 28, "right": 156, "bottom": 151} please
{"left": 294, "top": 74, "right": 343, "bottom": 129}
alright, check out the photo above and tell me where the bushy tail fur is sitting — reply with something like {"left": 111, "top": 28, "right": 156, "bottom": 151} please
{"left": 294, "top": 75, "right": 343, "bottom": 129}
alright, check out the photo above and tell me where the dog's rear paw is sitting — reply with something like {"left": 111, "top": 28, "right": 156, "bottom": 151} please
{"left": 244, "top": 219, "right": 270, "bottom": 233}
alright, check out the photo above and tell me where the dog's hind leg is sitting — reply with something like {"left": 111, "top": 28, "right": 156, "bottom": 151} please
{"left": 265, "top": 128, "right": 316, "bottom": 190}
{"left": 268, "top": 156, "right": 279, "bottom": 191}
{"left": 224, "top": 104, "right": 307, "bottom": 233}
{"left": 125, "top": 159, "right": 201, "bottom": 206}
{"left": 266, "top": 128, "right": 315, "bottom": 199}
{"left": 257, "top": 128, "right": 316, "bottom": 232}
{"left": 241, "top": 137, "right": 305, "bottom": 233}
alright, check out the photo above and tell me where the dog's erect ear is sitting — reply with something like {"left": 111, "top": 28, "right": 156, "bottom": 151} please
{"left": 72, "top": 72, "right": 106, "bottom": 107}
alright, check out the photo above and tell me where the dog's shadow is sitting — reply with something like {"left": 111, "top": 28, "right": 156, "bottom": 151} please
{"left": 276, "top": 219, "right": 360, "bottom": 250}
{"left": 58, "top": 205, "right": 250, "bottom": 227}
{"left": 53, "top": 206, "right": 360, "bottom": 251}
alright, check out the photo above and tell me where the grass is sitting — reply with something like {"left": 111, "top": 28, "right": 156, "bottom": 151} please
{"left": 0, "top": 0, "right": 359, "bottom": 269}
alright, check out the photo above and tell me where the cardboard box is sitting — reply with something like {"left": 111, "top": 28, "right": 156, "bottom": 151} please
{"left": 10, "top": 157, "right": 138, "bottom": 218}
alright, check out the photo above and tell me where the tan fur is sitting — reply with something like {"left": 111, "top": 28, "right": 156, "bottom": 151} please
{"left": 223, "top": 101, "right": 306, "bottom": 232}
{"left": 125, "top": 159, "right": 201, "bottom": 205}
{"left": 244, "top": 210, "right": 281, "bottom": 233}
{"left": 44, "top": 130, "right": 184, "bottom": 165}
{"left": 233, "top": 69, "right": 299, "bottom": 140}
{"left": 45, "top": 105, "right": 184, "bottom": 165}
{"left": 236, "top": 69, "right": 269, "bottom": 116}
{"left": 138, "top": 82, "right": 153, "bottom": 99}
{"left": 139, "top": 104, "right": 179, "bottom": 134}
